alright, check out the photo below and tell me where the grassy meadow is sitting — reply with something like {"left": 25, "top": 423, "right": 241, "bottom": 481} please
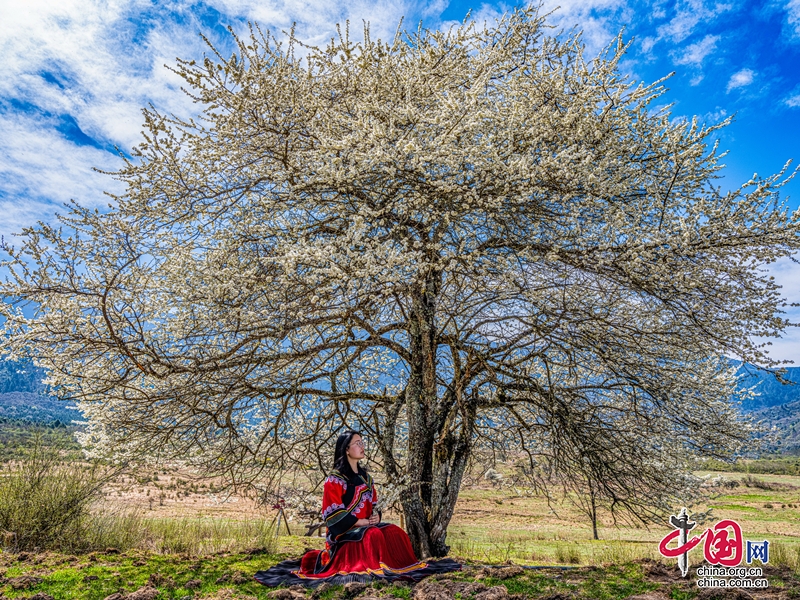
{"left": 4, "top": 433, "right": 800, "bottom": 599}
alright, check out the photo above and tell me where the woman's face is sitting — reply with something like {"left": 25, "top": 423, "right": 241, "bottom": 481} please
{"left": 346, "top": 434, "right": 366, "bottom": 461}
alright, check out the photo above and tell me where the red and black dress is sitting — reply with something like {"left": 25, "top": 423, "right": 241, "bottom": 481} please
{"left": 254, "top": 469, "right": 461, "bottom": 588}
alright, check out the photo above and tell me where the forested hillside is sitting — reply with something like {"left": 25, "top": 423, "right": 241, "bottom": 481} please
{"left": 0, "top": 391, "right": 81, "bottom": 425}
{"left": 0, "top": 359, "right": 81, "bottom": 425}
{"left": 737, "top": 363, "right": 800, "bottom": 410}
{"left": 1, "top": 357, "right": 799, "bottom": 446}
{"left": 0, "top": 356, "right": 47, "bottom": 394}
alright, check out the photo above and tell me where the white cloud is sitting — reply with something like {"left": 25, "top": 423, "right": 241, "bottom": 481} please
{"left": 727, "top": 68, "right": 755, "bottom": 92}
{"left": 786, "top": 94, "right": 800, "bottom": 107}
{"left": 787, "top": 0, "right": 800, "bottom": 40}
{"left": 206, "top": 0, "right": 419, "bottom": 47}
{"left": 420, "top": 0, "right": 449, "bottom": 18}
{"left": 641, "top": 35, "right": 658, "bottom": 54}
{"left": 750, "top": 256, "right": 800, "bottom": 364}
{"left": 702, "top": 107, "right": 728, "bottom": 122}
{"left": 672, "top": 34, "right": 719, "bottom": 66}
{"left": 641, "top": 0, "right": 735, "bottom": 55}
{"left": 0, "top": 0, "right": 641, "bottom": 246}
{"left": 0, "top": 0, "right": 422, "bottom": 243}
{"left": 658, "top": 0, "right": 734, "bottom": 43}
{"left": 527, "top": 0, "right": 630, "bottom": 56}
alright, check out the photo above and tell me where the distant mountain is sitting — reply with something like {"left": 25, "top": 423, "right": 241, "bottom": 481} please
{"left": 748, "top": 398, "right": 800, "bottom": 454}
{"left": 722, "top": 365, "right": 800, "bottom": 451}
{"left": 0, "top": 359, "right": 81, "bottom": 426}
{"left": 0, "top": 391, "right": 82, "bottom": 426}
{"left": 0, "top": 357, "right": 47, "bottom": 395}
{"left": 1, "top": 357, "right": 799, "bottom": 432}
{"left": 736, "top": 364, "right": 800, "bottom": 411}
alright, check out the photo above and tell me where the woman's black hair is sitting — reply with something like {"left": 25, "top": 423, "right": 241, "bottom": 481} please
{"left": 333, "top": 430, "right": 366, "bottom": 478}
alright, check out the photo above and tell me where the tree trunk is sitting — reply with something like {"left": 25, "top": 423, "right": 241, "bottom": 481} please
{"left": 400, "top": 420, "right": 474, "bottom": 557}
{"left": 400, "top": 271, "right": 476, "bottom": 558}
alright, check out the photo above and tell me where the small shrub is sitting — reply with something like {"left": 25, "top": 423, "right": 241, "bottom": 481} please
{"left": 555, "top": 543, "right": 581, "bottom": 564}
{"left": 140, "top": 516, "right": 277, "bottom": 555}
{"left": 742, "top": 475, "right": 790, "bottom": 490}
{"left": 767, "top": 542, "right": 800, "bottom": 572}
{"left": 593, "top": 541, "right": 657, "bottom": 565}
{"left": 0, "top": 433, "right": 119, "bottom": 552}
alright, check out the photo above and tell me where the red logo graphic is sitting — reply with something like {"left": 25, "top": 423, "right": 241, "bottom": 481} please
{"left": 659, "top": 518, "right": 743, "bottom": 566}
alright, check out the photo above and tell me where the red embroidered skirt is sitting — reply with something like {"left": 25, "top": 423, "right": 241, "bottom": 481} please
{"left": 297, "top": 524, "right": 425, "bottom": 578}
{"left": 253, "top": 523, "right": 462, "bottom": 587}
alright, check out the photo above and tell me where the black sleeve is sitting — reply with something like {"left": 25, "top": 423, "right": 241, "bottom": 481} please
{"left": 327, "top": 511, "right": 358, "bottom": 538}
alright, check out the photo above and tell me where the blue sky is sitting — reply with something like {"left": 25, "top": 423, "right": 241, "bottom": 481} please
{"left": 1, "top": 0, "right": 799, "bottom": 360}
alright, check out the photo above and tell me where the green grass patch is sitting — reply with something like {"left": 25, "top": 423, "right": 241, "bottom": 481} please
{"left": 0, "top": 551, "right": 284, "bottom": 600}
{"left": 668, "top": 587, "right": 697, "bottom": 600}
{"left": 703, "top": 456, "right": 800, "bottom": 476}
{"left": 710, "top": 503, "right": 761, "bottom": 512}
{"left": 581, "top": 564, "right": 660, "bottom": 600}
{"left": 482, "top": 572, "right": 555, "bottom": 596}
{"left": 722, "top": 493, "right": 775, "bottom": 501}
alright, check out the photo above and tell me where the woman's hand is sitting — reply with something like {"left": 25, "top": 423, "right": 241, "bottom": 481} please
{"left": 355, "top": 515, "right": 379, "bottom": 527}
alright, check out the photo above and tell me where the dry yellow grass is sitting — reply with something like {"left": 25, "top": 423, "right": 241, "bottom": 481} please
{"left": 95, "top": 465, "right": 800, "bottom": 566}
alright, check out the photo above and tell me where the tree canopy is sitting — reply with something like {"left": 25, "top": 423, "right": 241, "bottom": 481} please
{"left": 2, "top": 7, "right": 798, "bottom": 556}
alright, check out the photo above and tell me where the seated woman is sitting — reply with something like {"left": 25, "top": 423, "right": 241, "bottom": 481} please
{"left": 254, "top": 430, "right": 460, "bottom": 587}
{"left": 295, "top": 430, "right": 423, "bottom": 580}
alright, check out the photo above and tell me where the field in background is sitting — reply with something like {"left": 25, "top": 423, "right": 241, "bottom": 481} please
{"left": 260, "top": 470, "right": 800, "bottom": 568}
{"left": 446, "top": 470, "right": 800, "bottom": 566}
{"left": 6, "top": 429, "right": 800, "bottom": 568}
{"left": 88, "top": 461, "right": 800, "bottom": 570}
{"left": 6, "top": 439, "right": 800, "bottom": 599}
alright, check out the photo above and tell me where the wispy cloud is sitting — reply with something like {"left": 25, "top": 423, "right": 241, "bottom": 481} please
{"left": 638, "top": 0, "right": 736, "bottom": 58}
{"left": 786, "top": 93, "right": 800, "bottom": 107}
{"left": 641, "top": 36, "right": 658, "bottom": 54}
{"left": 0, "top": 0, "right": 420, "bottom": 244}
{"left": 658, "top": 0, "right": 734, "bottom": 43}
{"left": 787, "top": 0, "right": 800, "bottom": 40}
{"left": 496, "top": 0, "right": 628, "bottom": 60}
{"left": 727, "top": 68, "right": 755, "bottom": 92}
{"left": 672, "top": 33, "right": 719, "bottom": 66}
{"left": 751, "top": 256, "right": 800, "bottom": 364}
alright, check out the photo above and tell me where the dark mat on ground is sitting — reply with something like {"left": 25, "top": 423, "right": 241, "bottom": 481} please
{"left": 253, "top": 558, "right": 462, "bottom": 588}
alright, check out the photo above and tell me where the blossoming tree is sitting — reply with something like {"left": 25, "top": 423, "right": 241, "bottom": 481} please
{"left": 2, "top": 8, "right": 798, "bottom": 557}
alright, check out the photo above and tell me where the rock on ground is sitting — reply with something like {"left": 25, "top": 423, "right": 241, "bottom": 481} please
{"left": 413, "top": 579, "right": 514, "bottom": 600}
{"left": 8, "top": 576, "right": 43, "bottom": 590}
{"left": 342, "top": 581, "right": 368, "bottom": 596}
{"left": 126, "top": 585, "right": 160, "bottom": 600}
{"left": 474, "top": 586, "right": 511, "bottom": 600}
{"left": 490, "top": 566, "right": 524, "bottom": 580}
